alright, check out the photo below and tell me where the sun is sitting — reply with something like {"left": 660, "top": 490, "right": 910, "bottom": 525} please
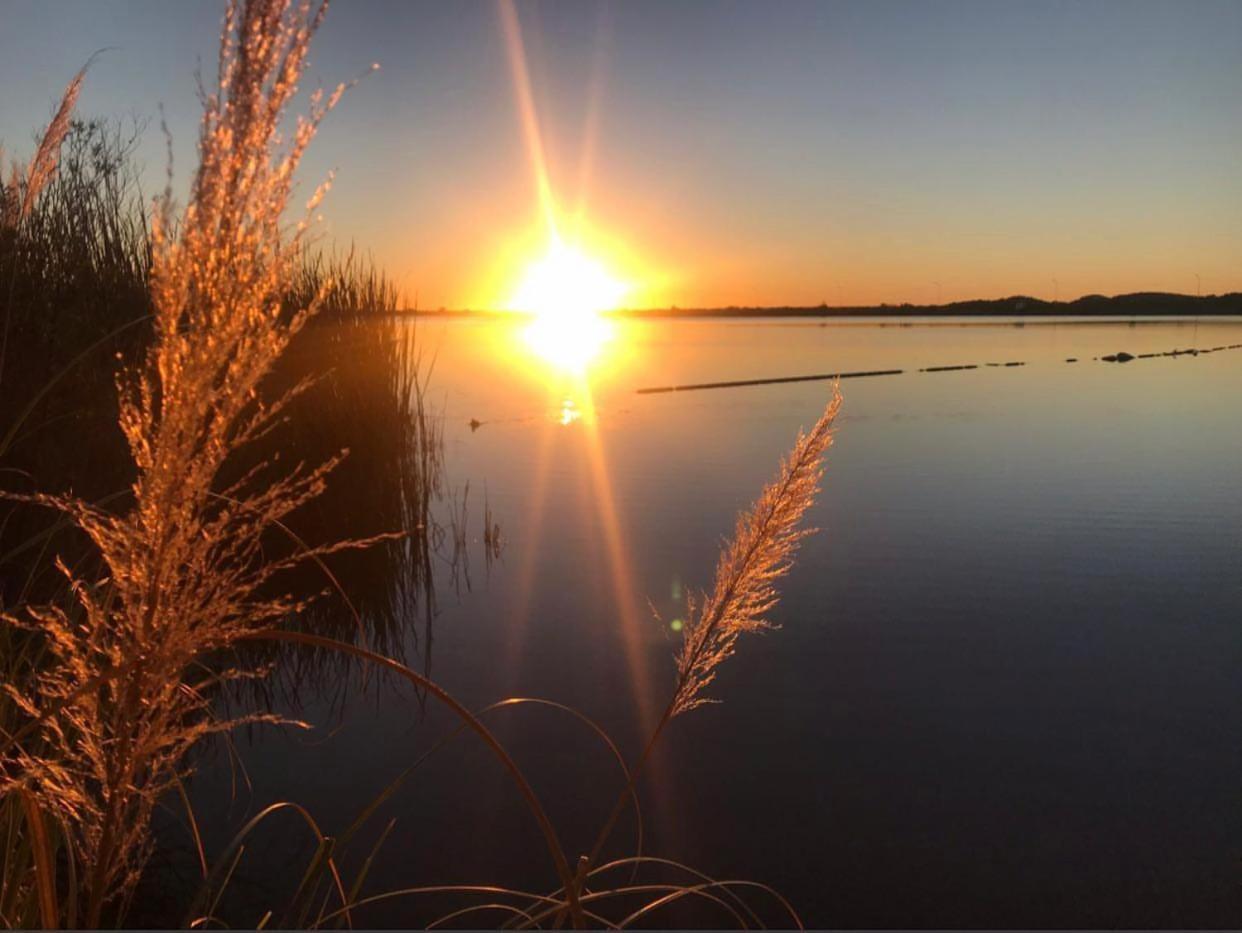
{"left": 511, "top": 239, "right": 627, "bottom": 372}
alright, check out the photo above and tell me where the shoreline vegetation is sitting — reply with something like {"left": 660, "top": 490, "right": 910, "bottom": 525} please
{"left": 393, "top": 291, "right": 1242, "bottom": 319}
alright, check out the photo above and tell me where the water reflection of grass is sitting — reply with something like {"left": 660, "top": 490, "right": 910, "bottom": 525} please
{"left": 1, "top": 2, "right": 834, "bottom": 928}
{"left": 243, "top": 268, "right": 452, "bottom": 700}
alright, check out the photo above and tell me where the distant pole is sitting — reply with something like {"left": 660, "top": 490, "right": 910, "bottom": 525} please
{"left": 1195, "top": 273, "right": 1201, "bottom": 297}
{"left": 1052, "top": 277, "right": 1059, "bottom": 302}
{"left": 933, "top": 281, "right": 942, "bottom": 305}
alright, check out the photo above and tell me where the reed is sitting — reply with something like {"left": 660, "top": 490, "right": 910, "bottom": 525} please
{"left": 0, "top": 1, "right": 381, "bottom": 922}
{"left": 563, "top": 390, "right": 843, "bottom": 892}
{"left": 672, "top": 390, "right": 840, "bottom": 717}
{"left": 0, "top": 60, "right": 89, "bottom": 232}
{"left": 226, "top": 276, "right": 450, "bottom": 712}
{"left": 0, "top": 125, "right": 439, "bottom": 615}
{"left": 0, "top": 119, "right": 151, "bottom": 514}
{"left": 0, "top": 58, "right": 95, "bottom": 394}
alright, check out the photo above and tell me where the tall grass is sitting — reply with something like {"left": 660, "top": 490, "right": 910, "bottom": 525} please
{"left": 0, "top": 125, "right": 442, "bottom": 615}
{"left": 1, "top": 0, "right": 378, "bottom": 922}
{"left": 673, "top": 396, "right": 839, "bottom": 716}
{"left": 237, "top": 261, "right": 449, "bottom": 709}
{"left": 0, "top": 58, "right": 96, "bottom": 396}
{"left": 583, "top": 390, "right": 841, "bottom": 881}
{"left": 0, "top": 120, "right": 152, "bottom": 604}
{"left": 0, "top": 63, "right": 89, "bottom": 233}
{"left": 0, "top": 1, "right": 843, "bottom": 927}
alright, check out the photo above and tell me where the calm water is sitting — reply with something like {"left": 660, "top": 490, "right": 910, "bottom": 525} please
{"left": 180, "top": 316, "right": 1242, "bottom": 928}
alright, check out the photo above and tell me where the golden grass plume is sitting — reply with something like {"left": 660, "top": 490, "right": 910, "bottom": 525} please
{"left": 671, "top": 388, "right": 841, "bottom": 717}
{"left": 1, "top": 56, "right": 93, "bottom": 393}
{"left": 0, "top": 1, "right": 379, "bottom": 922}
{"left": 0, "top": 61, "right": 89, "bottom": 230}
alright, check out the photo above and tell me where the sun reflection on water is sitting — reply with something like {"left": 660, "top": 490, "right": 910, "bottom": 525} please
{"left": 558, "top": 397, "right": 583, "bottom": 425}
{"left": 512, "top": 239, "right": 624, "bottom": 375}
{"left": 502, "top": 248, "right": 628, "bottom": 427}
{"left": 525, "top": 312, "right": 614, "bottom": 375}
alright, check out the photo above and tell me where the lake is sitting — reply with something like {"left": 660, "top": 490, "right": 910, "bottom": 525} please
{"left": 176, "top": 315, "right": 1242, "bottom": 928}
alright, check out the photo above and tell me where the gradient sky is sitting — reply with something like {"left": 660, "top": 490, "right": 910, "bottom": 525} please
{"left": 2, "top": 0, "right": 1239, "bottom": 308}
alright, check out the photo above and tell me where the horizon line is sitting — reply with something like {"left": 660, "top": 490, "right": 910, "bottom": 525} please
{"left": 387, "top": 290, "right": 1242, "bottom": 316}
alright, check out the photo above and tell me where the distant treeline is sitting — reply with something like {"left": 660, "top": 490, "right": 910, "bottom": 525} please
{"left": 612, "top": 292, "right": 1242, "bottom": 319}
{"left": 414, "top": 291, "right": 1242, "bottom": 319}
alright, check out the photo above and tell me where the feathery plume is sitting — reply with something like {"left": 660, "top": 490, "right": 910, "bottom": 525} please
{"left": 1, "top": 57, "right": 92, "bottom": 392}
{"left": 0, "top": 1, "right": 378, "bottom": 921}
{"left": 671, "top": 389, "right": 841, "bottom": 717}
{"left": 1, "top": 60, "right": 91, "bottom": 230}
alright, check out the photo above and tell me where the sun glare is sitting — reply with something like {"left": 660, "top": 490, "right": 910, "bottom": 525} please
{"left": 512, "top": 240, "right": 626, "bottom": 372}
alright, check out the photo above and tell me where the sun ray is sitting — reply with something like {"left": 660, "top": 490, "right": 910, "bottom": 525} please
{"left": 496, "top": 0, "right": 665, "bottom": 768}
{"left": 498, "top": 0, "right": 558, "bottom": 236}
{"left": 500, "top": 411, "right": 559, "bottom": 677}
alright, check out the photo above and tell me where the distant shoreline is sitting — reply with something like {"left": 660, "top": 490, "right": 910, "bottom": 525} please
{"left": 390, "top": 291, "right": 1242, "bottom": 319}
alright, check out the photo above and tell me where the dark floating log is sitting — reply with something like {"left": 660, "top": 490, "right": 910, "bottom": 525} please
{"left": 636, "top": 368, "right": 904, "bottom": 394}
{"left": 634, "top": 340, "right": 1239, "bottom": 396}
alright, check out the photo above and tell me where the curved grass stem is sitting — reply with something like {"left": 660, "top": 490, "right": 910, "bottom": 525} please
{"left": 243, "top": 629, "right": 585, "bottom": 925}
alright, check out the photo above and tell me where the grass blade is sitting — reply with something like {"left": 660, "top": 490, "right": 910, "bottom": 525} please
{"left": 19, "top": 790, "right": 59, "bottom": 930}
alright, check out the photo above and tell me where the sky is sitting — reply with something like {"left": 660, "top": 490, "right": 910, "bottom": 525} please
{"left": 1, "top": 0, "right": 1239, "bottom": 308}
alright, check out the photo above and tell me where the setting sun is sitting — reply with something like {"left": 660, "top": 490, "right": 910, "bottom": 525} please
{"left": 511, "top": 239, "right": 626, "bottom": 372}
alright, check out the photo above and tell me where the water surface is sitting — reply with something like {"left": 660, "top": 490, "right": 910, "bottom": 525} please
{"left": 185, "top": 316, "right": 1242, "bottom": 928}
